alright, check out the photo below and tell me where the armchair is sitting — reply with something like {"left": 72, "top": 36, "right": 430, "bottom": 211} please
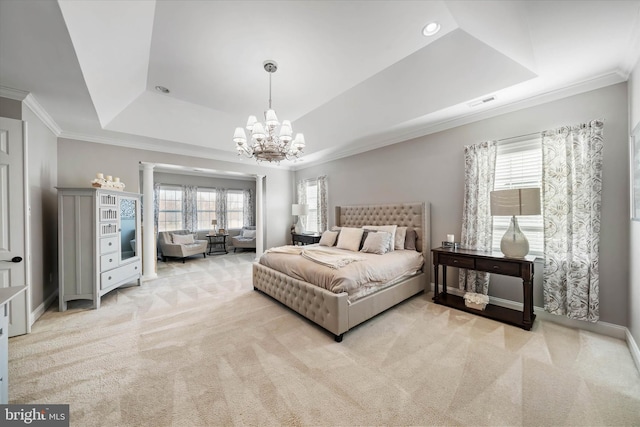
{"left": 230, "top": 226, "right": 257, "bottom": 252}
{"left": 157, "top": 230, "right": 207, "bottom": 263}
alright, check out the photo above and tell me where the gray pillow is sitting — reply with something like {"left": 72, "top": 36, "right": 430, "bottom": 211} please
{"left": 405, "top": 228, "right": 417, "bottom": 251}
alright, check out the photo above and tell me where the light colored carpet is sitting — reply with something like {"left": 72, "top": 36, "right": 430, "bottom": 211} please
{"left": 9, "top": 252, "right": 640, "bottom": 426}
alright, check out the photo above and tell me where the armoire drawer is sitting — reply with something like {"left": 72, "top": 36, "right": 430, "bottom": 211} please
{"left": 100, "top": 261, "right": 141, "bottom": 290}
{"left": 100, "top": 236, "right": 119, "bottom": 254}
{"left": 100, "top": 253, "right": 118, "bottom": 271}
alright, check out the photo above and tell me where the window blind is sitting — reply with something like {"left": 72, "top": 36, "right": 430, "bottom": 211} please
{"left": 492, "top": 138, "right": 543, "bottom": 255}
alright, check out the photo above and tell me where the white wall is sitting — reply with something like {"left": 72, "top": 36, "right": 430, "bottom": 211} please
{"left": 629, "top": 59, "right": 640, "bottom": 348}
{"left": 296, "top": 83, "right": 630, "bottom": 326}
{"left": 57, "top": 138, "right": 293, "bottom": 250}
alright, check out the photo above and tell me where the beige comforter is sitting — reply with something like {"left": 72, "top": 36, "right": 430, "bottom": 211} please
{"left": 259, "top": 245, "right": 424, "bottom": 298}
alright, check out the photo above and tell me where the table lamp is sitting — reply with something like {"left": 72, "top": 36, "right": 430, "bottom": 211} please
{"left": 211, "top": 219, "right": 218, "bottom": 235}
{"left": 490, "top": 187, "right": 541, "bottom": 258}
{"left": 291, "top": 204, "right": 308, "bottom": 234}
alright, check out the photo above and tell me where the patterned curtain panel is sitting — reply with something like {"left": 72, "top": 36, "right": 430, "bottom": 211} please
{"left": 317, "top": 175, "right": 328, "bottom": 232}
{"left": 297, "top": 180, "right": 307, "bottom": 231}
{"left": 183, "top": 185, "right": 198, "bottom": 232}
{"left": 153, "top": 182, "right": 160, "bottom": 232}
{"left": 216, "top": 188, "right": 228, "bottom": 230}
{"left": 458, "top": 141, "right": 497, "bottom": 294}
{"left": 243, "top": 189, "right": 255, "bottom": 226}
{"left": 541, "top": 120, "right": 604, "bottom": 322}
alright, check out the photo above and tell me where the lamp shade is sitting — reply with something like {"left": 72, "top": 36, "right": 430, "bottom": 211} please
{"left": 211, "top": 219, "right": 217, "bottom": 225}
{"left": 265, "top": 109, "right": 279, "bottom": 127}
{"left": 233, "top": 127, "right": 246, "bottom": 143}
{"left": 291, "top": 204, "right": 309, "bottom": 216}
{"left": 490, "top": 188, "right": 541, "bottom": 216}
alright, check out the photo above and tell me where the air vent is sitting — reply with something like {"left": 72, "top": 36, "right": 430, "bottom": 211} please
{"left": 468, "top": 96, "right": 496, "bottom": 108}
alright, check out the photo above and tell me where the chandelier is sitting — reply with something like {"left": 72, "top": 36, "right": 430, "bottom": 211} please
{"left": 233, "top": 60, "right": 306, "bottom": 163}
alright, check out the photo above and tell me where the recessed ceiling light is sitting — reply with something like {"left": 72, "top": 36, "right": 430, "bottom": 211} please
{"left": 155, "top": 85, "right": 170, "bottom": 94}
{"left": 422, "top": 22, "right": 441, "bottom": 37}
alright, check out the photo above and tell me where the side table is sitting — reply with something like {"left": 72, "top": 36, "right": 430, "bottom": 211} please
{"left": 291, "top": 232, "right": 321, "bottom": 245}
{"left": 206, "top": 234, "right": 228, "bottom": 255}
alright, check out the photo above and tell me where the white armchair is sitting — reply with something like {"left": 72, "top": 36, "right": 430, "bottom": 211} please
{"left": 158, "top": 230, "right": 207, "bottom": 263}
{"left": 230, "top": 226, "right": 257, "bottom": 252}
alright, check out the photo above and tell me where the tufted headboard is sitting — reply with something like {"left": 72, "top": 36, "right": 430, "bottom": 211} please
{"left": 334, "top": 202, "right": 430, "bottom": 255}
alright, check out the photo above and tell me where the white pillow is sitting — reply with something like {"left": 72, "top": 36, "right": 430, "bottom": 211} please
{"left": 319, "top": 230, "right": 339, "bottom": 246}
{"left": 395, "top": 227, "right": 407, "bottom": 250}
{"left": 362, "top": 225, "right": 397, "bottom": 252}
{"left": 360, "top": 231, "right": 391, "bottom": 254}
{"left": 242, "top": 229, "right": 257, "bottom": 238}
{"left": 172, "top": 233, "right": 194, "bottom": 244}
{"left": 336, "top": 227, "right": 364, "bottom": 252}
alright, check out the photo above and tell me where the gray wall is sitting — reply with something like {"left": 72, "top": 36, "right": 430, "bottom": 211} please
{"left": 629, "top": 61, "right": 640, "bottom": 348}
{"left": 57, "top": 138, "right": 294, "bottom": 250}
{"left": 0, "top": 97, "right": 58, "bottom": 321}
{"left": 296, "top": 82, "right": 630, "bottom": 327}
{"left": 0, "top": 97, "right": 21, "bottom": 119}
{"left": 23, "top": 104, "right": 58, "bottom": 313}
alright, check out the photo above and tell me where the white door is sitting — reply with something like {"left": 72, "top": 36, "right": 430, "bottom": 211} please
{"left": 0, "top": 117, "right": 29, "bottom": 336}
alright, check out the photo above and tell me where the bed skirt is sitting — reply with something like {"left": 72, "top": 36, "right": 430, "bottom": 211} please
{"left": 252, "top": 262, "right": 426, "bottom": 341}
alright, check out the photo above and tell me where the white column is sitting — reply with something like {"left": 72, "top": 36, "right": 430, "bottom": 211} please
{"left": 255, "top": 174, "right": 265, "bottom": 260}
{"left": 142, "top": 163, "right": 157, "bottom": 280}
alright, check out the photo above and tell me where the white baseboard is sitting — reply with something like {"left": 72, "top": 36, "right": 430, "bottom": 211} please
{"left": 30, "top": 289, "right": 58, "bottom": 326}
{"left": 626, "top": 328, "right": 640, "bottom": 373}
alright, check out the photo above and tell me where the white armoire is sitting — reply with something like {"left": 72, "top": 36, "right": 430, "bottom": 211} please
{"left": 57, "top": 187, "right": 142, "bottom": 311}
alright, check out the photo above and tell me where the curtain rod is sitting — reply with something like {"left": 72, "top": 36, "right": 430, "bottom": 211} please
{"left": 497, "top": 119, "right": 604, "bottom": 143}
{"left": 496, "top": 131, "right": 541, "bottom": 143}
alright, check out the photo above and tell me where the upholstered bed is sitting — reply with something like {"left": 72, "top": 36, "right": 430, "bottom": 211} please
{"left": 253, "top": 202, "right": 431, "bottom": 341}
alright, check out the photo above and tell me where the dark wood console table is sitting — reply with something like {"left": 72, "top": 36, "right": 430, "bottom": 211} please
{"left": 291, "top": 232, "right": 321, "bottom": 246}
{"left": 206, "top": 234, "right": 228, "bottom": 255}
{"left": 431, "top": 247, "right": 535, "bottom": 330}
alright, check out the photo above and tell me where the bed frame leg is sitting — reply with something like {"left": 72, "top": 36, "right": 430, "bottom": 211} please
{"left": 334, "top": 334, "right": 343, "bottom": 343}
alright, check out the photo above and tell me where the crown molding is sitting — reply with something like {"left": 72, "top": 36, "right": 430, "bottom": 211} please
{"left": 293, "top": 71, "right": 627, "bottom": 171}
{"left": 0, "top": 85, "right": 29, "bottom": 101}
{"left": 23, "top": 93, "right": 62, "bottom": 136}
{"left": 0, "top": 86, "right": 63, "bottom": 135}
{"left": 58, "top": 131, "right": 295, "bottom": 171}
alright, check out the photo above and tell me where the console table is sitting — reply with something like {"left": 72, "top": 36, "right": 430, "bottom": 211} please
{"left": 431, "top": 247, "right": 535, "bottom": 330}
{"left": 291, "top": 232, "right": 321, "bottom": 246}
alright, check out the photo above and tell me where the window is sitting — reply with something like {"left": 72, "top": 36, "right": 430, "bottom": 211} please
{"left": 492, "top": 138, "right": 543, "bottom": 255}
{"left": 157, "top": 186, "right": 183, "bottom": 231}
{"left": 196, "top": 189, "right": 217, "bottom": 231}
{"left": 226, "top": 191, "right": 244, "bottom": 229}
{"left": 305, "top": 181, "right": 318, "bottom": 233}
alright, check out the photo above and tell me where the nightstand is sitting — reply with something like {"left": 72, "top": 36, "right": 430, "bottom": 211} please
{"left": 291, "top": 232, "right": 321, "bottom": 245}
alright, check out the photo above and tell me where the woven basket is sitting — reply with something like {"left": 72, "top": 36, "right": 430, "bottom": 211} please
{"left": 464, "top": 300, "right": 487, "bottom": 310}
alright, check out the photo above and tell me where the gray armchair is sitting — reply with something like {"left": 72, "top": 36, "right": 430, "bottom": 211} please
{"left": 230, "top": 226, "right": 256, "bottom": 252}
{"left": 158, "top": 230, "right": 207, "bottom": 262}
